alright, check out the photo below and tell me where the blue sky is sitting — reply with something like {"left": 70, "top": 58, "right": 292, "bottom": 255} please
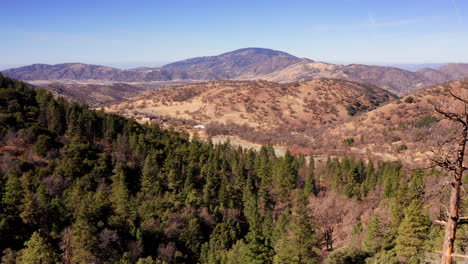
{"left": 2, "top": 0, "right": 468, "bottom": 69}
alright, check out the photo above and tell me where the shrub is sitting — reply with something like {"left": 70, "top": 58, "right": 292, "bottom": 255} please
{"left": 404, "top": 96, "right": 415, "bottom": 103}
{"left": 33, "top": 135, "right": 54, "bottom": 156}
{"left": 397, "top": 144, "right": 408, "bottom": 152}
{"left": 343, "top": 137, "right": 355, "bottom": 146}
{"left": 411, "top": 115, "right": 437, "bottom": 128}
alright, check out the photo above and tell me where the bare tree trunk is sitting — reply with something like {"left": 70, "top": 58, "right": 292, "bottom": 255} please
{"left": 436, "top": 93, "right": 468, "bottom": 264}
{"left": 441, "top": 175, "right": 462, "bottom": 264}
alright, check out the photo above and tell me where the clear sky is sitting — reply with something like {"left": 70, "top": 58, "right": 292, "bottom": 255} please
{"left": 2, "top": 0, "right": 468, "bottom": 69}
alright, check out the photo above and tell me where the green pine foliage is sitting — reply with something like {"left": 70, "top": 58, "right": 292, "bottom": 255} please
{"left": 273, "top": 195, "right": 319, "bottom": 264}
{"left": 18, "top": 232, "right": 58, "bottom": 264}
{"left": 395, "top": 200, "right": 430, "bottom": 263}
{"left": 363, "top": 214, "right": 384, "bottom": 254}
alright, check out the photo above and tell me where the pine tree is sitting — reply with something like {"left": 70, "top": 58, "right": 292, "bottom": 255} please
{"left": 273, "top": 194, "right": 319, "bottom": 264}
{"left": 363, "top": 214, "right": 384, "bottom": 254}
{"left": 395, "top": 200, "right": 430, "bottom": 263}
{"left": 110, "top": 163, "right": 131, "bottom": 224}
{"left": 244, "top": 194, "right": 273, "bottom": 264}
{"left": 18, "top": 232, "right": 58, "bottom": 264}
{"left": 69, "top": 218, "right": 99, "bottom": 264}
{"left": 304, "top": 158, "right": 317, "bottom": 197}
{"left": 140, "top": 153, "right": 162, "bottom": 197}
{"left": 273, "top": 150, "right": 297, "bottom": 200}
{"left": 2, "top": 169, "right": 23, "bottom": 214}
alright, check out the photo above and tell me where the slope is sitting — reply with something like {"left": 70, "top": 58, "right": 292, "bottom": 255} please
{"left": 1, "top": 63, "right": 173, "bottom": 82}
{"left": 313, "top": 79, "right": 468, "bottom": 165}
{"left": 257, "top": 60, "right": 436, "bottom": 96}
{"left": 41, "top": 82, "right": 147, "bottom": 107}
{"left": 161, "top": 47, "right": 302, "bottom": 79}
{"left": 106, "top": 79, "right": 396, "bottom": 133}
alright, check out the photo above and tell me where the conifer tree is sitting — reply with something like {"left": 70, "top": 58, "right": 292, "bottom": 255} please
{"left": 244, "top": 193, "right": 272, "bottom": 264}
{"left": 273, "top": 194, "right": 319, "bottom": 264}
{"left": 395, "top": 200, "right": 430, "bottom": 263}
{"left": 363, "top": 214, "right": 384, "bottom": 254}
{"left": 69, "top": 218, "right": 99, "bottom": 264}
{"left": 110, "top": 163, "right": 131, "bottom": 224}
{"left": 18, "top": 232, "right": 58, "bottom": 264}
{"left": 304, "top": 158, "right": 317, "bottom": 197}
{"left": 2, "top": 169, "right": 23, "bottom": 214}
{"left": 140, "top": 153, "right": 162, "bottom": 197}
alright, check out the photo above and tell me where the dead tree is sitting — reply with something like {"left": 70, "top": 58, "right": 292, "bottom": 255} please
{"left": 432, "top": 86, "right": 468, "bottom": 264}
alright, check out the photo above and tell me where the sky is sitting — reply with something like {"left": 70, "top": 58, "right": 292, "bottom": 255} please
{"left": 1, "top": 0, "right": 468, "bottom": 69}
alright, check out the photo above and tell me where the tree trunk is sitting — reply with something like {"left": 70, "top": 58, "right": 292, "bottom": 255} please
{"left": 441, "top": 126, "right": 466, "bottom": 264}
{"left": 441, "top": 179, "right": 461, "bottom": 264}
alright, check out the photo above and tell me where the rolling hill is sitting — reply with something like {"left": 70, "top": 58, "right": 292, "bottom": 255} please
{"left": 40, "top": 82, "right": 148, "bottom": 107}
{"left": 256, "top": 62, "right": 468, "bottom": 96}
{"left": 1, "top": 63, "right": 173, "bottom": 82}
{"left": 104, "top": 77, "right": 468, "bottom": 167}
{"left": 311, "top": 79, "right": 468, "bottom": 165}
{"left": 105, "top": 79, "right": 397, "bottom": 133}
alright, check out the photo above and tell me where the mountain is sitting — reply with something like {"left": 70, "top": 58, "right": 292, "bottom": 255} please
{"left": 255, "top": 60, "right": 436, "bottom": 95}
{"left": 415, "top": 63, "right": 468, "bottom": 84}
{"left": 106, "top": 79, "right": 396, "bottom": 136}
{"left": 161, "top": 47, "right": 302, "bottom": 79}
{"left": 3, "top": 48, "right": 467, "bottom": 97}
{"left": 436, "top": 63, "right": 468, "bottom": 80}
{"left": 1, "top": 48, "right": 300, "bottom": 83}
{"left": 386, "top": 63, "right": 446, "bottom": 71}
{"left": 1, "top": 63, "right": 173, "bottom": 82}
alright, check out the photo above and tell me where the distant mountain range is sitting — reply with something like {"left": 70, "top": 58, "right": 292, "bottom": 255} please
{"left": 2, "top": 48, "right": 468, "bottom": 96}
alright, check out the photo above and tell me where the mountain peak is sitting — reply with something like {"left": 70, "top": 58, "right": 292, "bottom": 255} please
{"left": 161, "top": 47, "right": 301, "bottom": 79}
{"left": 219, "top": 47, "right": 298, "bottom": 58}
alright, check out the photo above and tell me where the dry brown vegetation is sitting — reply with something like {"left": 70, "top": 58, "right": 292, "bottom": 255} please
{"left": 106, "top": 78, "right": 396, "bottom": 135}
{"left": 106, "top": 77, "right": 468, "bottom": 168}
{"left": 315, "top": 80, "right": 468, "bottom": 166}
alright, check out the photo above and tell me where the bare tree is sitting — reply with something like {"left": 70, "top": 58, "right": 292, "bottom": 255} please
{"left": 431, "top": 84, "right": 468, "bottom": 264}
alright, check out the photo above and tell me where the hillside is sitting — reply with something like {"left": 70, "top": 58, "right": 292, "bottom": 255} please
{"left": 312, "top": 79, "right": 468, "bottom": 166}
{"left": 256, "top": 60, "right": 436, "bottom": 96}
{"left": 106, "top": 79, "right": 397, "bottom": 133}
{"left": 106, "top": 78, "right": 468, "bottom": 168}
{"left": 436, "top": 63, "right": 468, "bottom": 80}
{"left": 41, "top": 82, "right": 147, "bottom": 107}
{"left": 1, "top": 63, "right": 173, "bottom": 82}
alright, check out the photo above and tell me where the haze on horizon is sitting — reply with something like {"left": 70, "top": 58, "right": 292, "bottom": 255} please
{"left": 2, "top": 0, "right": 468, "bottom": 70}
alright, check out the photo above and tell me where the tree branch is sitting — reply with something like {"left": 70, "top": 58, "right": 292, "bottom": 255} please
{"left": 448, "top": 89, "right": 468, "bottom": 104}
{"left": 436, "top": 251, "right": 468, "bottom": 259}
{"left": 434, "top": 220, "right": 447, "bottom": 225}
{"left": 434, "top": 105, "right": 467, "bottom": 126}
{"left": 452, "top": 253, "right": 468, "bottom": 259}
{"left": 459, "top": 217, "right": 468, "bottom": 225}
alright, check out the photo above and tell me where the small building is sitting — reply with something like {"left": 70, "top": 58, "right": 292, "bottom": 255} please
{"left": 194, "top": 124, "right": 206, "bottom": 129}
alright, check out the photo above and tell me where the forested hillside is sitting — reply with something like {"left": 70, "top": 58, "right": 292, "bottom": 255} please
{"left": 0, "top": 74, "right": 466, "bottom": 263}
